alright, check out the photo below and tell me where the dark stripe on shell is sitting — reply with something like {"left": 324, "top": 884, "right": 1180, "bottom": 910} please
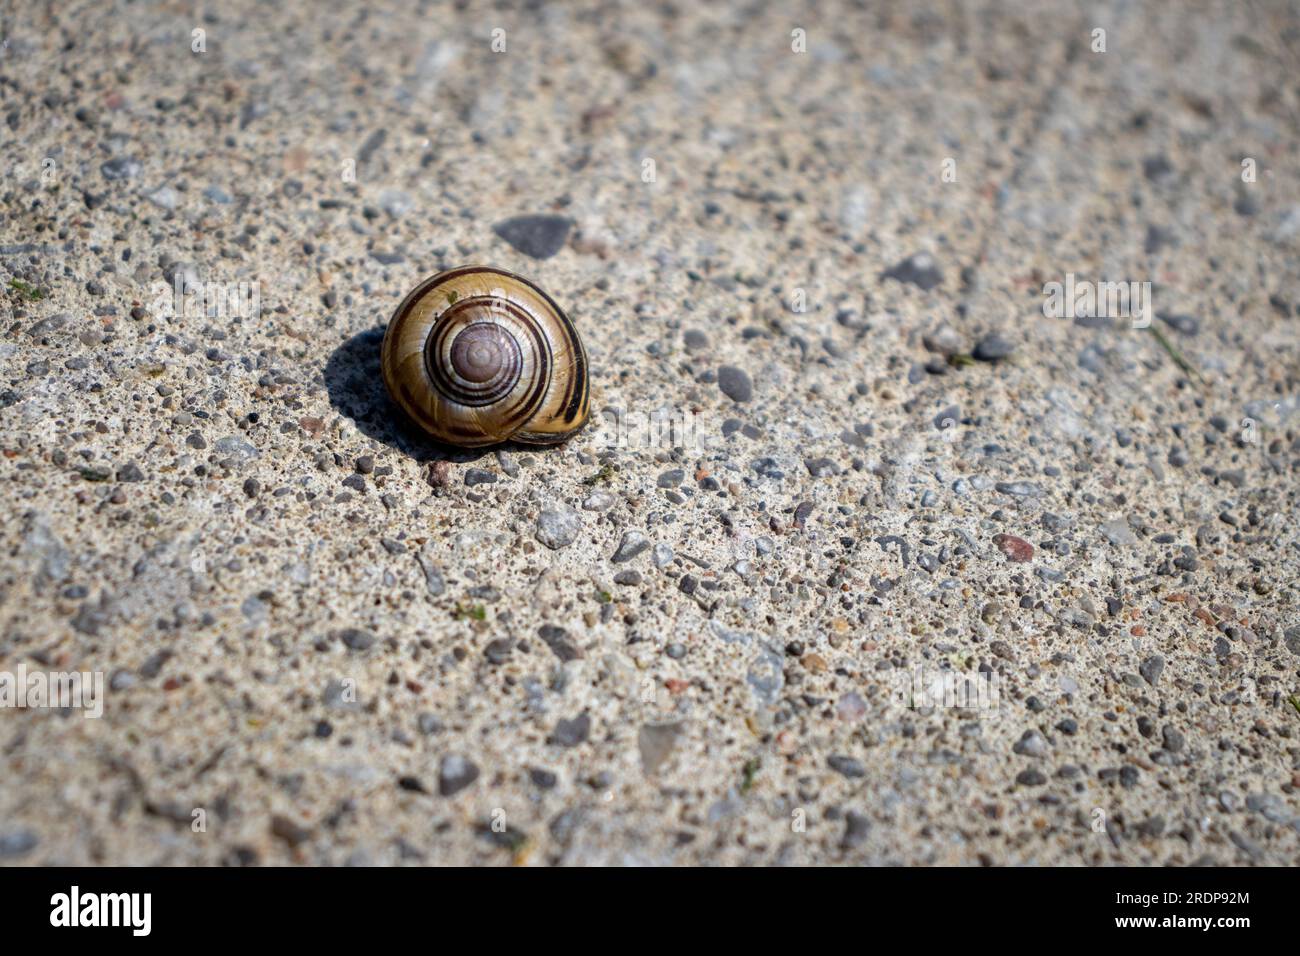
{"left": 387, "top": 266, "right": 502, "bottom": 344}
{"left": 425, "top": 305, "right": 524, "bottom": 407}
{"left": 423, "top": 297, "right": 551, "bottom": 429}
{"left": 514, "top": 276, "right": 588, "bottom": 425}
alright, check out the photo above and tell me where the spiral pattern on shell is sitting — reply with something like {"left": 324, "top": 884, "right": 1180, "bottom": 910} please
{"left": 380, "top": 266, "right": 590, "bottom": 447}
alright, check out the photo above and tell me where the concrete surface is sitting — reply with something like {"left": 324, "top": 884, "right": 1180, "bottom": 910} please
{"left": 1, "top": 0, "right": 1299, "bottom": 865}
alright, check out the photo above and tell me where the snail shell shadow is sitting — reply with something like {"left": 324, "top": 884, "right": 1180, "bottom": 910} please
{"left": 324, "top": 326, "right": 489, "bottom": 464}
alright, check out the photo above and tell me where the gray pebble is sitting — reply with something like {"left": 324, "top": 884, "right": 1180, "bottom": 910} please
{"left": 27, "top": 314, "right": 69, "bottom": 338}
{"left": 1143, "top": 154, "right": 1173, "bottom": 181}
{"left": 827, "top": 755, "right": 866, "bottom": 778}
{"left": 717, "top": 366, "right": 753, "bottom": 403}
{"left": 214, "top": 435, "right": 259, "bottom": 464}
{"left": 145, "top": 184, "right": 178, "bottom": 210}
{"left": 535, "top": 507, "right": 581, "bottom": 549}
{"left": 338, "top": 628, "right": 376, "bottom": 652}
{"left": 438, "top": 755, "right": 480, "bottom": 796}
{"left": 973, "top": 333, "right": 1015, "bottom": 361}
{"left": 493, "top": 214, "right": 572, "bottom": 259}
{"left": 842, "top": 811, "right": 871, "bottom": 849}
{"left": 495, "top": 450, "right": 519, "bottom": 477}
{"left": 882, "top": 252, "right": 942, "bottom": 291}
{"left": 379, "top": 189, "right": 413, "bottom": 217}
{"left": 0, "top": 829, "right": 38, "bottom": 859}
{"left": 483, "top": 639, "right": 512, "bottom": 664}
{"left": 804, "top": 457, "right": 838, "bottom": 478}
{"left": 1229, "top": 831, "right": 1263, "bottom": 860}
{"left": 582, "top": 490, "right": 614, "bottom": 510}
{"left": 638, "top": 721, "right": 684, "bottom": 774}
{"left": 1100, "top": 518, "right": 1138, "bottom": 547}
{"left": 656, "top": 469, "right": 684, "bottom": 488}
{"left": 995, "top": 481, "right": 1041, "bottom": 497}
{"left": 1158, "top": 313, "right": 1200, "bottom": 336}
{"left": 611, "top": 530, "right": 650, "bottom": 563}
{"left": 101, "top": 156, "right": 142, "bottom": 180}
{"left": 1162, "top": 725, "right": 1185, "bottom": 753}
{"left": 537, "top": 624, "right": 581, "bottom": 662}
{"left": 139, "top": 650, "right": 172, "bottom": 679}
{"left": 551, "top": 714, "right": 591, "bottom": 747}
{"left": 922, "top": 325, "right": 964, "bottom": 357}
{"left": 1245, "top": 793, "right": 1291, "bottom": 823}
{"left": 1139, "top": 655, "right": 1165, "bottom": 686}
{"left": 1013, "top": 730, "right": 1050, "bottom": 758}
{"left": 1016, "top": 769, "right": 1047, "bottom": 786}
{"left": 529, "top": 768, "right": 558, "bottom": 789}
{"left": 418, "top": 713, "right": 444, "bottom": 735}
{"left": 415, "top": 546, "right": 446, "bottom": 597}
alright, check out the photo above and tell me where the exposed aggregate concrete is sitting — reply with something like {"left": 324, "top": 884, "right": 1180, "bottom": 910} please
{"left": 1, "top": 1, "right": 1299, "bottom": 865}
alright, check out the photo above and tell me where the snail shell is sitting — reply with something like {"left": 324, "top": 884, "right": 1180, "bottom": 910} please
{"left": 381, "top": 266, "right": 590, "bottom": 448}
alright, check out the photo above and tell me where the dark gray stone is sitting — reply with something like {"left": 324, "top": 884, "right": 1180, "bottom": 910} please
{"left": 338, "top": 628, "right": 376, "bottom": 651}
{"left": 1158, "top": 312, "right": 1200, "bottom": 336}
{"left": 0, "top": 829, "right": 38, "bottom": 859}
{"left": 827, "top": 755, "right": 866, "bottom": 778}
{"left": 438, "top": 755, "right": 480, "bottom": 796}
{"left": 882, "top": 253, "right": 942, "bottom": 291}
{"left": 973, "top": 333, "right": 1015, "bottom": 361}
{"left": 551, "top": 714, "right": 591, "bottom": 747}
{"left": 101, "top": 156, "right": 142, "bottom": 180}
{"left": 493, "top": 215, "right": 573, "bottom": 259}
{"left": 611, "top": 530, "right": 650, "bottom": 563}
{"left": 1139, "top": 655, "right": 1165, "bottom": 686}
{"left": 804, "top": 457, "right": 838, "bottom": 478}
{"left": 717, "top": 365, "right": 753, "bottom": 403}
{"left": 537, "top": 625, "right": 581, "bottom": 662}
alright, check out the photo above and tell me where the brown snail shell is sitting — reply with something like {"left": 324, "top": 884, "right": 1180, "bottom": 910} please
{"left": 381, "top": 266, "right": 590, "bottom": 448}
